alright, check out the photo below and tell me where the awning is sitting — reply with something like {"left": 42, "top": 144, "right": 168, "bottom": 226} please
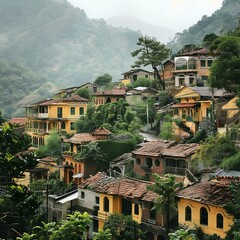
{"left": 73, "top": 173, "right": 83, "bottom": 179}
{"left": 57, "top": 192, "right": 78, "bottom": 204}
{"left": 171, "top": 103, "right": 199, "bottom": 108}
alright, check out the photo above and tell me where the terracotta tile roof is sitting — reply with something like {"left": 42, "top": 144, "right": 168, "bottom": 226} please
{"left": 9, "top": 118, "right": 27, "bottom": 126}
{"left": 163, "top": 143, "right": 199, "bottom": 158}
{"left": 132, "top": 140, "right": 176, "bottom": 157}
{"left": 79, "top": 172, "right": 157, "bottom": 202}
{"left": 92, "top": 127, "right": 112, "bottom": 136}
{"left": 177, "top": 181, "right": 233, "bottom": 206}
{"left": 29, "top": 95, "right": 89, "bottom": 106}
{"left": 94, "top": 88, "right": 126, "bottom": 96}
{"left": 65, "top": 133, "right": 97, "bottom": 144}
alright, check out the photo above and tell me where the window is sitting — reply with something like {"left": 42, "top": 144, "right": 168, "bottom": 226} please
{"left": 150, "top": 203, "right": 156, "bottom": 219}
{"left": 145, "top": 158, "right": 153, "bottom": 168}
{"left": 57, "top": 107, "right": 62, "bottom": 118}
{"left": 155, "top": 159, "right": 160, "bottom": 167}
{"left": 134, "top": 204, "right": 139, "bottom": 215}
{"left": 135, "top": 158, "right": 141, "bottom": 165}
{"left": 185, "top": 206, "right": 192, "bottom": 221}
{"left": 95, "top": 196, "right": 100, "bottom": 204}
{"left": 200, "top": 207, "right": 208, "bottom": 225}
{"left": 176, "top": 58, "right": 187, "bottom": 70}
{"left": 70, "top": 122, "right": 75, "bottom": 130}
{"left": 79, "top": 107, "right": 84, "bottom": 115}
{"left": 61, "top": 122, "right": 66, "bottom": 129}
{"left": 216, "top": 213, "right": 223, "bottom": 229}
{"left": 200, "top": 56, "right": 206, "bottom": 67}
{"left": 122, "top": 198, "right": 132, "bottom": 215}
{"left": 103, "top": 197, "right": 109, "bottom": 212}
{"left": 188, "top": 58, "right": 197, "bottom": 69}
{"left": 207, "top": 57, "right": 213, "bottom": 67}
{"left": 70, "top": 107, "right": 75, "bottom": 115}
{"left": 81, "top": 191, "right": 85, "bottom": 199}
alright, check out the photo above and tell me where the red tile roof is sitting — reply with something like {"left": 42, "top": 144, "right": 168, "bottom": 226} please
{"left": 29, "top": 95, "right": 89, "bottom": 106}
{"left": 65, "top": 133, "right": 97, "bottom": 144}
{"left": 92, "top": 127, "right": 112, "bottom": 136}
{"left": 9, "top": 118, "right": 27, "bottom": 126}
{"left": 79, "top": 172, "right": 157, "bottom": 202}
{"left": 177, "top": 180, "right": 233, "bottom": 206}
{"left": 94, "top": 88, "right": 126, "bottom": 96}
{"left": 163, "top": 143, "right": 199, "bottom": 158}
{"left": 132, "top": 140, "right": 176, "bottom": 157}
{"left": 132, "top": 141, "right": 199, "bottom": 158}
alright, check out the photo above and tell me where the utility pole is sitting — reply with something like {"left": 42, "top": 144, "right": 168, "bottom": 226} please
{"left": 147, "top": 103, "right": 149, "bottom": 132}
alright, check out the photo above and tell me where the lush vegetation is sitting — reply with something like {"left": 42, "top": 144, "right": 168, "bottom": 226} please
{"left": 168, "top": 0, "right": 239, "bottom": 53}
{"left": 0, "top": 60, "right": 52, "bottom": 119}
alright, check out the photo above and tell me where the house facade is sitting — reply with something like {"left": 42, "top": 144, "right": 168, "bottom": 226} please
{"left": 171, "top": 87, "right": 234, "bottom": 140}
{"left": 79, "top": 172, "right": 168, "bottom": 240}
{"left": 93, "top": 88, "right": 126, "bottom": 106}
{"left": 132, "top": 140, "right": 199, "bottom": 182}
{"left": 25, "top": 95, "right": 89, "bottom": 147}
{"left": 121, "top": 69, "right": 154, "bottom": 85}
{"left": 60, "top": 127, "right": 112, "bottom": 185}
{"left": 177, "top": 180, "right": 234, "bottom": 239}
{"left": 172, "top": 48, "right": 217, "bottom": 88}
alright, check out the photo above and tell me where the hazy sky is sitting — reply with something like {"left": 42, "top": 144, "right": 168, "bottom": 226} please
{"left": 69, "top": 0, "right": 224, "bottom": 32}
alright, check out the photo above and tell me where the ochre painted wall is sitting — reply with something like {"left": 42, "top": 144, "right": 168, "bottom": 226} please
{"left": 178, "top": 198, "right": 233, "bottom": 239}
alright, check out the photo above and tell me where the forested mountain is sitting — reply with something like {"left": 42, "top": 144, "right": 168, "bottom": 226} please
{"left": 0, "top": 60, "right": 58, "bottom": 119}
{"left": 0, "top": 0, "right": 141, "bottom": 87}
{"left": 168, "top": 0, "right": 240, "bottom": 53}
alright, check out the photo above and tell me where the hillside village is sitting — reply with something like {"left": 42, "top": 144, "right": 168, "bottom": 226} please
{"left": 1, "top": 31, "right": 240, "bottom": 239}
{"left": 0, "top": 1, "right": 240, "bottom": 239}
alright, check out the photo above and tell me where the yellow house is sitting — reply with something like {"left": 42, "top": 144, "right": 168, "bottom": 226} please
{"left": 25, "top": 95, "right": 89, "bottom": 147}
{"left": 121, "top": 69, "right": 154, "bottom": 85}
{"left": 177, "top": 180, "right": 234, "bottom": 239}
{"left": 172, "top": 87, "right": 234, "bottom": 140}
{"left": 222, "top": 96, "right": 240, "bottom": 125}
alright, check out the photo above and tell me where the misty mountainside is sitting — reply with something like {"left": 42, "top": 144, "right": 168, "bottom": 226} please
{"left": 0, "top": 0, "right": 141, "bottom": 88}
{"left": 0, "top": 60, "right": 59, "bottom": 119}
{"left": 168, "top": 0, "right": 240, "bottom": 53}
{"left": 107, "top": 15, "right": 175, "bottom": 44}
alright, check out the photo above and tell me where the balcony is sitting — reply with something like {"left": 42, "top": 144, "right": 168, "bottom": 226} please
{"left": 26, "top": 128, "right": 48, "bottom": 134}
{"left": 26, "top": 113, "right": 48, "bottom": 119}
{"left": 164, "top": 166, "right": 186, "bottom": 175}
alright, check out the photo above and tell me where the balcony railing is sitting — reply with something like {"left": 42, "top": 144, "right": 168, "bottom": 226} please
{"left": 26, "top": 128, "right": 48, "bottom": 134}
{"left": 26, "top": 113, "right": 49, "bottom": 118}
{"left": 165, "top": 166, "right": 186, "bottom": 175}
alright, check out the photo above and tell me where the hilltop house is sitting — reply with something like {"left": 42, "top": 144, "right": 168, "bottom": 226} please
{"left": 171, "top": 86, "right": 234, "bottom": 140}
{"left": 93, "top": 88, "right": 126, "bottom": 106}
{"left": 121, "top": 69, "right": 154, "bottom": 85}
{"left": 25, "top": 95, "right": 89, "bottom": 148}
{"left": 177, "top": 178, "right": 234, "bottom": 239}
{"left": 53, "top": 82, "right": 97, "bottom": 99}
{"left": 172, "top": 48, "right": 217, "bottom": 88}
{"left": 132, "top": 140, "right": 199, "bottom": 182}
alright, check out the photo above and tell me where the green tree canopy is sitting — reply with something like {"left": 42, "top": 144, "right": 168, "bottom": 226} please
{"left": 75, "top": 87, "right": 92, "bottom": 100}
{"left": 147, "top": 174, "right": 182, "bottom": 234}
{"left": 93, "top": 73, "right": 112, "bottom": 87}
{"left": 132, "top": 77, "right": 151, "bottom": 88}
{"left": 131, "top": 37, "right": 170, "bottom": 90}
{"left": 209, "top": 35, "right": 240, "bottom": 91}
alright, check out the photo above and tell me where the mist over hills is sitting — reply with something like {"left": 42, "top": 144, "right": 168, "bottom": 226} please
{"left": 106, "top": 15, "right": 175, "bottom": 44}
{"left": 0, "top": 0, "right": 141, "bottom": 88}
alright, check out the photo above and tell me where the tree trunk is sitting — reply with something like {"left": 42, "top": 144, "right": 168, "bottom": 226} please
{"left": 153, "top": 65, "right": 165, "bottom": 90}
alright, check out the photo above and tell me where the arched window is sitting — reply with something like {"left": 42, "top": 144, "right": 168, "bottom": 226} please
{"left": 207, "top": 57, "right": 213, "bottom": 67}
{"left": 155, "top": 159, "right": 160, "bottom": 167}
{"left": 176, "top": 58, "right": 187, "bottom": 70}
{"left": 216, "top": 213, "right": 223, "bottom": 229}
{"left": 134, "top": 204, "right": 139, "bottom": 215}
{"left": 200, "top": 207, "right": 208, "bottom": 225}
{"left": 188, "top": 57, "right": 197, "bottom": 69}
{"left": 103, "top": 197, "right": 109, "bottom": 212}
{"left": 145, "top": 158, "right": 152, "bottom": 168}
{"left": 61, "top": 122, "right": 66, "bottom": 129}
{"left": 135, "top": 158, "right": 141, "bottom": 165}
{"left": 185, "top": 206, "right": 192, "bottom": 221}
{"left": 200, "top": 56, "right": 206, "bottom": 67}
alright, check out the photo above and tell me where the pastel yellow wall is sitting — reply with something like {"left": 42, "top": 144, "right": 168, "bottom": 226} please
{"left": 121, "top": 79, "right": 131, "bottom": 85}
{"left": 178, "top": 198, "right": 233, "bottom": 239}
{"left": 132, "top": 203, "right": 142, "bottom": 224}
